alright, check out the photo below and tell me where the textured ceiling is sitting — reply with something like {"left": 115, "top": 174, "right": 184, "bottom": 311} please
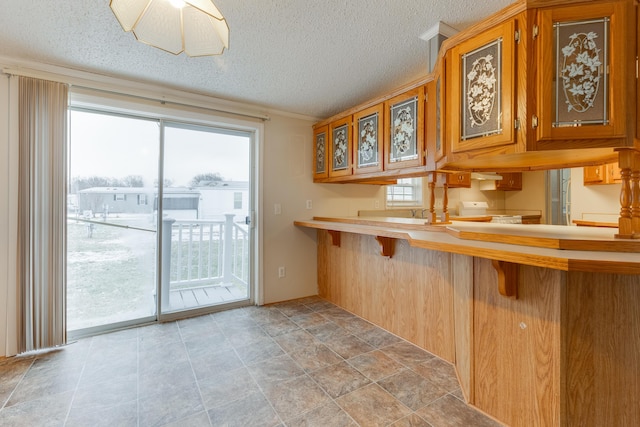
{"left": 0, "top": 0, "right": 513, "bottom": 119}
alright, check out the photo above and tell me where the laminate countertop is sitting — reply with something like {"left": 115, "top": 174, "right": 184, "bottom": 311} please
{"left": 294, "top": 216, "right": 640, "bottom": 274}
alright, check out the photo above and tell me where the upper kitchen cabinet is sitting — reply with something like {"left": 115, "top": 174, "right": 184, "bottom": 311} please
{"left": 313, "top": 125, "right": 329, "bottom": 180}
{"left": 495, "top": 172, "right": 522, "bottom": 190}
{"left": 353, "top": 103, "right": 384, "bottom": 175}
{"left": 448, "top": 18, "right": 518, "bottom": 155}
{"left": 584, "top": 161, "right": 621, "bottom": 185}
{"left": 531, "top": 0, "right": 636, "bottom": 150}
{"left": 384, "top": 86, "right": 426, "bottom": 170}
{"left": 328, "top": 116, "right": 353, "bottom": 178}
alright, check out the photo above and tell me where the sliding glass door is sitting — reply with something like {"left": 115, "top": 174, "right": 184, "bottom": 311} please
{"left": 160, "top": 122, "right": 252, "bottom": 314}
{"left": 67, "top": 110, "right": 160, "bottom": 333}
{"left": 67, "top": 109, "right": 254, "bottom": 336}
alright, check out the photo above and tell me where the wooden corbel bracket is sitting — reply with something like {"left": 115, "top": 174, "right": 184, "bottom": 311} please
{"left": 492, "top": 260, "right": 519, "bottom": 298}
{"left": 328, "top": 230, "right": 341, "bottom": 247}
{"left": 375, "top": 236, "right": 396, "bottom": 257}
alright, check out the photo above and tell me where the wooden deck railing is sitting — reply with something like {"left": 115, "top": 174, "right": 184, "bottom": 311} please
{"left": 160, "top": 214, "right": 249, "bottom": 310}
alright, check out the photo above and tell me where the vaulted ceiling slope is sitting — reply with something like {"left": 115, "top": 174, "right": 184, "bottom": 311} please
{"left": 0, "top": 0, "right": 512, "bottom": 119}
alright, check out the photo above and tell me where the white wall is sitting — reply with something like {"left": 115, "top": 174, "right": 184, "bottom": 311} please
{"left": 261, "top": 114, "right": 384, "bottom": 304}
{"left": 570, "top": 167, "right": 620, "bottom": 222}
{"left": 504, "top": 171, "right": 547, "bottom": 222}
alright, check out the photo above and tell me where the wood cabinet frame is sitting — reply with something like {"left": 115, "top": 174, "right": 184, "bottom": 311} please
{"left": 384, "top": 86, "right": 425, "bottom": 170}
{"left": 328, "top": 116, "right": 353, "bottom": 178}
{"left": 426, "top": 75, "right": 443, "bottom": 170}
{"left": 313, "top": 125, "right": 329, "bottom": 180}
{"left": 448, "top": 19, "right": 517, "bottom": 154}
{"left": 533, "top": 1, "right": 633, "bottom": 149}
{"left": 353, "top": 104, "right": 384, "bottom": 175}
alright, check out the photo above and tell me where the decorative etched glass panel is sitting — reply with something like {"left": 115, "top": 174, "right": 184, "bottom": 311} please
{"left": 315, "top": 131, "right": 326, "bottom": 173}
{"left": 332, "top": 124, "right": 348, "bottom": 171}
{"left": 357, "top": 113, "right": 379, "bottom": 168}
{"left": 461, "top": 38, "right": 502, "bottom": 140}
{"left": 389, "top": 97, "right": 418, "bottom": 163}
{"left": 554, "top": 18, "right": 608, "bottom": 127}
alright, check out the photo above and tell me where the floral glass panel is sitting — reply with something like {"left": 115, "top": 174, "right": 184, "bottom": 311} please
{"left": 554, "top": 18, "right": 608, "bottom": 127}
{"left": 357, "top": 113, "right": 379, "bottom": 168}
{"left": 389, "top": 97, "right": 418, "bottom": 163}
{"left": 461, "top": 38, "right": 502, "bottom": 140}
{"left": 315, "top": 131, "right": 326, "bottom": 173}
{"left": 332, "top": 124, "right": 349, "bottom": 171}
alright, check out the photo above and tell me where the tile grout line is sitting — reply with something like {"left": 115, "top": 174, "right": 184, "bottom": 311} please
{"left": 0, "top": 355, "right": 36, "bottom": 412}
{"left": 62, "top": 337, "right": 92, "bottom": 426}
{"left": 177, "top": 314, "right": 215, "bottom": 427}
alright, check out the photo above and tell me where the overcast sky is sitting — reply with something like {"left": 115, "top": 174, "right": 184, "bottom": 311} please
{"left": 69, "top": 110, "right": 250, "bottom": 187}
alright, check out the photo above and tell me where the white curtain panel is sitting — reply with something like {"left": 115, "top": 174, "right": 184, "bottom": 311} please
{"left": 17, "top": 77, "right": 68, "bottom": 352}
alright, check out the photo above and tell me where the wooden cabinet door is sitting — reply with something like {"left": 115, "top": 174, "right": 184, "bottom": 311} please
{"left": 313, "top": 125, "right": 329, "bottom": 180}
{"left": 448, "top": 19, "right": 517, "bottom": 154}
{"left": 533, "top": 1, "right": 634, "bottom": 149}
{"left": 328, "top": 116, "right": 353, "bottom": 178}
{"left": 447, "top": 172, "right": 471, "bottom": 188}
{"left": 353, "top": 104, "right": 384, "bottom": 175}
{"left": 583, "top": 165, "right": 606, "bottom": 184}
{"left": 607, "top": 163, "right": 621, "bottom": 183}
{"left": 495, "top": 172, "right": 522, "bottom": 191}
{"left": 384, "top": 86, "right": 425, "bottom": 170}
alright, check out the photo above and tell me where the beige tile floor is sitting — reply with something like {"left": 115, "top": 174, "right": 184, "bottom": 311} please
{"left": 0, "top": 296, "right": 503, "bottom": 426}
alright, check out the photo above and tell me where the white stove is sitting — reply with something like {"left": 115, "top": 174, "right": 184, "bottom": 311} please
{"left": 490, "top": 215, "right": 522, "bottom": 224}
{"left": 458, "top": 201, "right": 522, "bottom": 224}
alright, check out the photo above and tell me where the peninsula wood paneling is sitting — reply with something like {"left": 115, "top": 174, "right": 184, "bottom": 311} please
{"left": 565, "top": 271, "right": 640, "bottom": 426}
{"left": 451, "top": 253, "right": 474, "bottom": 402}
{"left": 473, "top": 259, "right": 563, "bottom": 426}
{"left": 317, "top": 230, "right": 455, "bottom": 362}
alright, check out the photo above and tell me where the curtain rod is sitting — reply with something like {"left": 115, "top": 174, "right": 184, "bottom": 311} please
{"left": 2, "top": 67, "right": 271, "bottom": 122}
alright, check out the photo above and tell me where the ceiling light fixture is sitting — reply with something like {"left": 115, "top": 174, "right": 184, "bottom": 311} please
{"left": 109, "top": 0, "right": 229, "bottom": 57}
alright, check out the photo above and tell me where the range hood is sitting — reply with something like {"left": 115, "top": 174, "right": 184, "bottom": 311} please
{"left": 470, "top": 172, "right": 502, "bottom": 181}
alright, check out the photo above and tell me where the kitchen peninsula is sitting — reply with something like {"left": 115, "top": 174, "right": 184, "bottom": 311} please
{"left": 300, "top": 0, "right": 639, "bottom": 424}
{"left": 294, "top": 217, "right": 640, "bottom": 426}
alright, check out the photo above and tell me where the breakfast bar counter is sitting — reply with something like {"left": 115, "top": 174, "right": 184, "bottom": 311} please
{"left": 295, "top": 217, "right": 640, "bottom": 426}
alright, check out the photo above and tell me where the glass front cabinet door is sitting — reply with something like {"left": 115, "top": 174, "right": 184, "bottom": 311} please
{"left": 533, "top": 0, "right": 634, "bottom": 149}
{"left": 328, "top": 116, "right": 353, "bottom": 178}
{"left": 384, "top": 86, "right": 426, "bottom": 170}
{"left": 313, "top": 125, "right": 329, "bottom": 180}
{"left": 353, "top": 104, "right": 384, "bottom": 175}
{"left": 448, "top": 19, "right": 517, "bottom": 154}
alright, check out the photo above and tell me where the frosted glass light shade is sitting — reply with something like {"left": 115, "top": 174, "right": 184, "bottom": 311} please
{"left": 110, "top": 0, "right": 229, "bottom": 56}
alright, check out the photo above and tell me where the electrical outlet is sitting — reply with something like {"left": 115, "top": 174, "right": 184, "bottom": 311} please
{"left": 374, "top": 200, "right": 380, "bottom": 209}
{"left": 306, "top": 200, "right": 312, "bottom": 209}
{"left": 274, "top": 203, "right": 282, "bottom": 215}
{"left": 278, "top": 266, "right": 286, "bottom": 278}
{"left": 435, "top": 199, "right": 443, "bottom": 209}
